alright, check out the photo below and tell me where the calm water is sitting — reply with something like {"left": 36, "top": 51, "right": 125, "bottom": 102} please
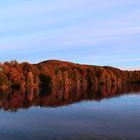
{"left": 0, "top": 85, "right": 140, "bottom": 140}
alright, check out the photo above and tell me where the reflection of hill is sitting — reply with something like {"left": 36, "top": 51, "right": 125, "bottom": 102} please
{"left": 0, "top": 84, "right": 140, "bottom": 112}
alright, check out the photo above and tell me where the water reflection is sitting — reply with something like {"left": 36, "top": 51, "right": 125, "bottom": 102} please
{"left": 0, "top": 84, "right": 140, "bottom": 112}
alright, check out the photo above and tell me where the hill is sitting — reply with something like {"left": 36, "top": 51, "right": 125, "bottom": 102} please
{"left": 0, "top": 60, "right": 140, "bottom": 92}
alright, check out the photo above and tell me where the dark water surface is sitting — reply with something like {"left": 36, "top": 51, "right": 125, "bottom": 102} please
{"left": 0, "top": 85, "right": 140, "bottom": 140}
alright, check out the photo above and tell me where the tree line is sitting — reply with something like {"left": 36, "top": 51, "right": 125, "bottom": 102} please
{"left": 0, "top": 60, "right": 140, "bottom": 93}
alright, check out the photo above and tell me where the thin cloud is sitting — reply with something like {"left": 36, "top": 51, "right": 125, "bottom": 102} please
{"left": 0, "top": 0, "right": 139, "bottom": 69}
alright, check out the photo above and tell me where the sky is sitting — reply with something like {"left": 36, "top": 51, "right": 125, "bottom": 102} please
{"left": 0, "top": 0, "right": 140, "bottom": 70}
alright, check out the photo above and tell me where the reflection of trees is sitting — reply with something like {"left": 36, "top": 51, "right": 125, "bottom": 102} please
{"left": 0, "top": 83, "right": 140, "bottom": 112}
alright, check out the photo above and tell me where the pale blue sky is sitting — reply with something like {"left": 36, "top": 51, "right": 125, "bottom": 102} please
{"left": 0, "top": 0, "right": 140, "bottom": 69}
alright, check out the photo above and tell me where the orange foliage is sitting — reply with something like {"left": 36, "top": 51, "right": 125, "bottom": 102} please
{"left": 0, "top": 59, "right": 139, "bottom": 93}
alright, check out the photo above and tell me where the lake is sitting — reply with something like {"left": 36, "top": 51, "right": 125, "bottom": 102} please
{"left": 0, "top": 84, "right": 140, "bottom": 140}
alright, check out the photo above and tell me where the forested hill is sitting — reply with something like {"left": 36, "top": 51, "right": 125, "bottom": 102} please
{"left": 0, "top": 60, "right": 140, "bottom": 91}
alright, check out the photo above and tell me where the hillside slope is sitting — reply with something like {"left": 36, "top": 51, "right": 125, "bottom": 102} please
{"left": 0, "top": 60, "right": 140, "bottom": 92}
